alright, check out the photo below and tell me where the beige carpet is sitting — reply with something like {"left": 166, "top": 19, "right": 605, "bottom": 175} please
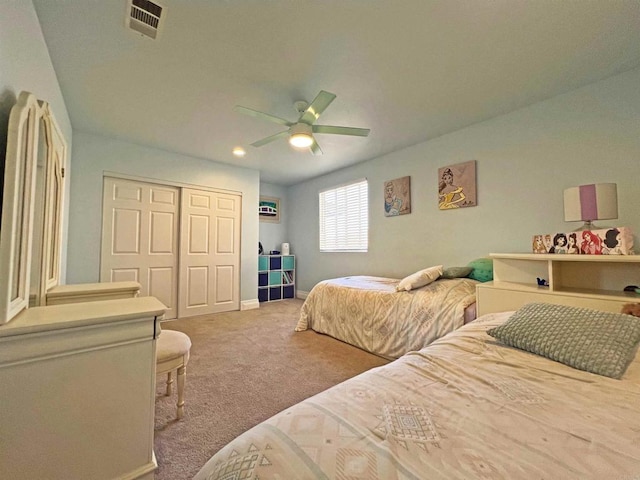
{"left": 153, "top": 299, "right": 389, "bottom": 480}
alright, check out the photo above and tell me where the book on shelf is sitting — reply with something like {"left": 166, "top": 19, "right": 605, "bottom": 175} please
{"left": 282, "top": 271, "right": 293, "bottom": 284}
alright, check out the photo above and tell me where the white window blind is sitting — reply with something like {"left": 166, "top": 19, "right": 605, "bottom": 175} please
{"left": 319, "top": 179, "right": 368, "bottom": 252}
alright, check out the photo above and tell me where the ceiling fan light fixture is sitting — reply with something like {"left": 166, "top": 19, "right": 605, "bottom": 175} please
{"left": 289, "top": 133, "right": 313, "bottom": 148}
{"left": 289, "top": 123, "right": 314, "bottom": 148}
{"left": 232, "top": 146, "right": 246, "bottom": 157}
{"left": 234, "top": 91, "right": 368, "bottom": 155}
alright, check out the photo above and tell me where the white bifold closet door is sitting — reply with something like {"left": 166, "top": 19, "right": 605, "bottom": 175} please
{"left": 101, "top": 178, "right": 241, "bottom": 320}
{"left": 101, "top": 177, "right": 180, "bottom": 318}
{"left": 179, "top": 188, "right": 240, "bottom": 317}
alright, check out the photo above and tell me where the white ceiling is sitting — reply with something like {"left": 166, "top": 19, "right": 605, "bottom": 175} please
{"left": 33, "top": 0, "right": 640, "bottom": 186}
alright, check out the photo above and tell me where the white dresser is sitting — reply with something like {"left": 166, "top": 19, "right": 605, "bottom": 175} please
{"left": 0, "top": 296, "right": 166, "bottom": 480}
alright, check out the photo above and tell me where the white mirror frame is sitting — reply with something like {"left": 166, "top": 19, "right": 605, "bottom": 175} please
{"left": 38, "top": 101, "right": 66, "bottom": 303}
{"left": 0, "top": 92, "right": 40, "bottom": 323}
{"left": 0, "top": 93, "right": 67, "bottom": 322}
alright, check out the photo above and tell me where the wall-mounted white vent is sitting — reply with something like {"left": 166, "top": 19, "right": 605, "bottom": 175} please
{"left": 127, "top": 0, "right": 165, "bottom": 39}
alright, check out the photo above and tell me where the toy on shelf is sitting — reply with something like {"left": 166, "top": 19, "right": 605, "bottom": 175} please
{"left": 532, "top": 226, "right": 634, "bottom": 255}
{"left": 536, "top": 277, "right": 549, "bottom": 287}
{"left": 622, "top": 303, "right": 640, "bottom": 317}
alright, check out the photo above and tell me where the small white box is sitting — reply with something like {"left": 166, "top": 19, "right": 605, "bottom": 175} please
{"left": 281, "top": 243, "right": 290, "bottom": 255}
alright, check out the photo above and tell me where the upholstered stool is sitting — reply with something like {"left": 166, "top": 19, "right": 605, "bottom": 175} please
{"left": 156, "top": 329, "right": 192, "bottom": 419}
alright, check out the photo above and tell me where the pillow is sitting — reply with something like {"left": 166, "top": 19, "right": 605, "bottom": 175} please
{"left": 487, "top": 302, "right": 640, "bottom": 379}
{"left": 396, "top": 265, "right": 443, "bottom": 292}
{"left": 467, "top": 257, "right": 493, "bottom": 282}
{"left": 442, "top": 266, "right": 473, "bottom": 279}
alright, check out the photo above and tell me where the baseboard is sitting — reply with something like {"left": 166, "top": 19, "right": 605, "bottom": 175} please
{"left": 241, "top": 299, "right": 260, "bottom": 310}
{"left": 296, "top": 290, "right": 309, "bottom": 300}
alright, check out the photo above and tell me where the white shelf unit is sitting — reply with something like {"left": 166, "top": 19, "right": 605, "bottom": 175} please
{"left": 476, "top": 253, "right": 640, "bottom": 316}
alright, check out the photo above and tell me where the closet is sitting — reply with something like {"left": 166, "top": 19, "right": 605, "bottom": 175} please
{"left": 101, "top": 177, "right": 241, "bottom": 319}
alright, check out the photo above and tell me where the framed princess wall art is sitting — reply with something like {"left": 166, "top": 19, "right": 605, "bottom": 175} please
{"left": 438, "top": 160, "right": 477, "bottom": 210}
{"left": 384, "top": 176, "right": 411, "bottom": 216}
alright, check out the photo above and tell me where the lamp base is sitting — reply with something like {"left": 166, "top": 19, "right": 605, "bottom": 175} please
{"left": 571, "top": 221, "right": 611, "bottom": 231}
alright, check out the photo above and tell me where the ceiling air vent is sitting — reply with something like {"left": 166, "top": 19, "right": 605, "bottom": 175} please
{"left": 127, "top": 0, "right": 165, "bottom": 39}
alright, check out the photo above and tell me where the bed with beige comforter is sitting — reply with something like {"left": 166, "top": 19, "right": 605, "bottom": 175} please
{"left": 295, "top": 276, "right": 478, "bottom": 358}
{"left": 195, "top": 311, "right": 640, "bottom": 480}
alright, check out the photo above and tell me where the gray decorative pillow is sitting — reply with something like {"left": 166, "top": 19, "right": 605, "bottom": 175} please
{"left": 487, "top": 302, "right": 640, "bottom": 379}
{"left": 442, "top": 266, "right": 473, "bottom": 279}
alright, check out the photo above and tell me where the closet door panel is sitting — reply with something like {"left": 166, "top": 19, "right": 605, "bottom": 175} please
{"left": 186, "top": 266, "right": 208, "bottom": 307}
{"left": 179, "top": 189, "right": 215, "bottom": 317}
{"left": 210, "top": 192, "right": 240, "bottom": 312}
{"left": 149, "top": 211, "right": 174, "bottom": 254}
{"left": 112, "top": 209, "right": 141, "bottom": 254}
{"left": 216, "top": 217, "right": 235, "bottom": 253}
{"left": 101, "top": 178, "right": 179, "bottom": 319}
{"left": 178, "top": 189, "right": 240, "bottom": 317}
{"left": 111, "top": 268, "right": 140, "bottom": 283}
{"left": 215, "top": 265, "right": 234, "bottom": 303}
{"left": 148, "top": 267, "right": 174, "bottom": 310}
{"left": 188, "top": 215, "right": 210, "bottom": 254}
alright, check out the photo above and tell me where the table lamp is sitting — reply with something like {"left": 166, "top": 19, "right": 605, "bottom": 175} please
{"left": 563, "top": 183, "right": 618, "bottom": 230}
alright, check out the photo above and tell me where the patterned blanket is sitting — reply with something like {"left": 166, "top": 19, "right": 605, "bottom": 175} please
{"left": 295, "top": 276, "right": 478, "bottom": 358}
{"left": 194, "top": 312, "right": 640, "bottom": 480}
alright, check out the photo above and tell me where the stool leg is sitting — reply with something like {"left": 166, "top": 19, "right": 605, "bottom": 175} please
{"left": 176, "top": 364, "right": 186, "bottom": 420}
{"left": 166, "top": 371, "right": 173, "bottom": 396}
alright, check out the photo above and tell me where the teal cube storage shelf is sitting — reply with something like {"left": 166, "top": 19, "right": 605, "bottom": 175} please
{"left": 282, "top": 256, "right": 295, "bottom": 270}
{"left": 269, "top": 271, "right": 281, "bottom": 286}
{"left": 258, "top": 256, "right": 269, "bottom": 272}
{"left": 258, "top": 254, "right": 295, "bottom": 302}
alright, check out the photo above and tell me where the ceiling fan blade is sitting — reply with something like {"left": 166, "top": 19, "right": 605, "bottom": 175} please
{"left": 251, "top": 130, "right": 289, "bottom": 147}
{"left": 234, "top": 105, "right": 293, "bottom": 127}
{"left": 310, "top": 138, "right": 323, "bottom": 156}
{"left": 313, "top": 125, "right": 370, "bottom": 137}
{"left": 299, "top": 91, "right": 336, "bottom": 124}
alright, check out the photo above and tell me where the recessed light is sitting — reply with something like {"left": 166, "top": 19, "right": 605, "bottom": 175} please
{"left": 232, "top": 147, "right": 246, "bottom": 157}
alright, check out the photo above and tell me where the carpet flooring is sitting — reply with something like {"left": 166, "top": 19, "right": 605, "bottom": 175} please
{"left": 153, "top": 299, "right": 389, "bottom": 479}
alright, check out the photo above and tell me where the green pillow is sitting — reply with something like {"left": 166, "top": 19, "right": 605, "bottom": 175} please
{"left": 441, "top": 266, "right": 473, "bottom": 279}
{"left": 487, "top": 303, "right": 640, "bottom": 379}
{"left": 467, "top": 257, "right": 493, "bottom": 282}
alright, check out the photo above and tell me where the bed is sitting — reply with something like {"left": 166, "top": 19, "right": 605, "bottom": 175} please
{"left": 195, "top": 305, "right": 640, "bottom": 480}
{"left": 295, "top": 275, "right": 478, "bottom": 358}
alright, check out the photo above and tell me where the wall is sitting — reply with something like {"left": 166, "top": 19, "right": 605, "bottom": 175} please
{"left": 259, "top": 182, "right": 289, "bottom": 254}
{"left": 66, "top": 131, "right": 260, "bottom": 303}
{"left": 0, "top": 0, "right": 72, "bottom": 281}
{"left": 288, "top": 68, "right": 640, "bottom": 293}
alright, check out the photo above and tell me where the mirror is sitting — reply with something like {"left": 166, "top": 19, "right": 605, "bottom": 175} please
{"left": 40, "top": 103, "right": 66, "bottom": 296}
{"left": 29, "top": 115, "right": 47, "bottom": 306}
{"left": 0, "top": 93, "right": 66, "bottom": 322}
{"left": 0, "top": 92, "right": 39, "bottom": 322}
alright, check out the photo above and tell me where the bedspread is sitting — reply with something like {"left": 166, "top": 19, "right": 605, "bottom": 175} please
{"left": 295, "top": 276, "right": 477, "bottom": 358}
{"left": 194, "top": 312, "right": 640, "bottom": 480}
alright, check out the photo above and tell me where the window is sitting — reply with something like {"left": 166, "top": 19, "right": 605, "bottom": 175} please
{"left": 319, "top": 179, "right": 368, "bottom": 252}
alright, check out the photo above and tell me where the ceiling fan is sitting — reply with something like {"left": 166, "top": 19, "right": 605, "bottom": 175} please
{"left": 234, "top": 90, "right": 370, "bottom": 155}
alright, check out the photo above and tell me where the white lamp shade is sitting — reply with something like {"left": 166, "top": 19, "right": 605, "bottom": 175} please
{"left": 563, "top": 183, "right": 618, "bottom": 222}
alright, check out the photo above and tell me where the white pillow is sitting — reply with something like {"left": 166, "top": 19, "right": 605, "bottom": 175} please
{"left": 396, "top": 265, "right": 443, "bottom": 292}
